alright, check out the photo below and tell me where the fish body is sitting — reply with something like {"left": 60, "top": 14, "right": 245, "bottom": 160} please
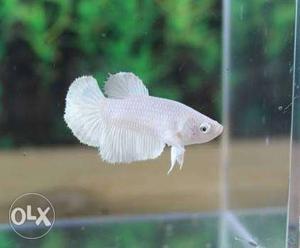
{"left": 64, "top": 72, "right": 223, "bottom": 174}
{"left": 104, "top": 96, "right": 221, "bottom": 145}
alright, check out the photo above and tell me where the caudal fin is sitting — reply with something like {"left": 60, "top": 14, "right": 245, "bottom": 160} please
{"left": 64, "top": 76, "right": 105, "bottom": 147}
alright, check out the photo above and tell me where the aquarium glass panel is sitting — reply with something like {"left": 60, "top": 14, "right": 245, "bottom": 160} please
{"left": 219, "top": 0, "right": 294, "bottom": 247}
{"left": 286, "top": 0, "right": 300, "bottom": 247}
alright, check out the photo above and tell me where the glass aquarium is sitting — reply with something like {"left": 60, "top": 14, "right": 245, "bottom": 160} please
{"left": 0, "top": 0, "right": 297, "bottom": 247}
{"left": 287, "top": 0, "right": 300, "bottom": 246}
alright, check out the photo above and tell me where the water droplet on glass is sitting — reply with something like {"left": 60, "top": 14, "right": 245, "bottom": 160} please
{"left": 278, "top": 106, "right": 283, "bottom": 111}
{"left": 248, "top": 240, "right": 258, "bottom": 247}
{"left": 234, "top": 236, "right": 258, "bottom": 247}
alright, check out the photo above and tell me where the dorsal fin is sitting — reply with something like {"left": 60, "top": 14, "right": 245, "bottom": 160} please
{"left": 104, "top": 72, "right": 149, "bottom": 98}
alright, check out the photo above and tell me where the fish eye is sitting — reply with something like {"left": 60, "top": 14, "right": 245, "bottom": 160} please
{"left": 200, "top": 123, "right": 210, "bottom": 133}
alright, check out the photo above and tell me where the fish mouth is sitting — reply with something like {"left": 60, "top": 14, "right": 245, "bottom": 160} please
{"left": 217, "top": 124, "right": 224, "bottom": 136}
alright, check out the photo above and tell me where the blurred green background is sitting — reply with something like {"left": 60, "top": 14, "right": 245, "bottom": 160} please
{"left": 1, "top": 0, "right": 222, "bottom": 148}
{"left": 0, "top": 0, "right": 294, "bottom": 149}
{"left": 0, "top": 212, "right": 286, "bottom": 248}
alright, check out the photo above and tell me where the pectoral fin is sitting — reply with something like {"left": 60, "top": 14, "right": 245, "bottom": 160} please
{"left": 168, "top": 146, "right": 185, "bottom": 174}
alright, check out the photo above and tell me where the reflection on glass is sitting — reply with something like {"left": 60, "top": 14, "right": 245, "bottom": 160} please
{"left": 286, "top": 0, "right": 300, "bottom": 247}
{"left": 220, "top": 0, "right": 294, "bottom": 247}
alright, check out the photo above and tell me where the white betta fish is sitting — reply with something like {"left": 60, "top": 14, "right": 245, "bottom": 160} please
{"left": 64, "top": 72, "right": 223, "bottom": 174}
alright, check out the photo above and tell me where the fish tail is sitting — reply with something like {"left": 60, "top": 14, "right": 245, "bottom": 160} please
{"left": 64, "top": 76, "right": 105, "bottom": 147}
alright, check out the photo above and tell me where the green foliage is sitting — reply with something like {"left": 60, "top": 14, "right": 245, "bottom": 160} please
{"left": 0, "top": 136, "right": 13, "bottom": 148}
{"left": 0, "top": 0, "right": 221, "bottom": 147}
{"left": 0, "top": 232, "right": 15, "bottom": 248}
{"left": 41, "top": 231, "right": 66, "bottom": 248}
{"left": 0, "top": 0, "right": 295, "bottom": 145}
{"left": 0, "top": 214, "right": 286, "bottom": 247}
{"left": 230, "top": 0, "right": 294, "bottom": 136}
{"left": 232, "top": 0, "right": 294, "bottom": 60}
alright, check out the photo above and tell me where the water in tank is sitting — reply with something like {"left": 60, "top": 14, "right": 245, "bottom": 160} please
{"left": 0, "top": 0, "right": 298, "bottom": 247}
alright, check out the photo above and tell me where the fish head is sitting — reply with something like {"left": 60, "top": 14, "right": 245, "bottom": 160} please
{"left": 181, "top": 114, "right": 223, "bottom": 145}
